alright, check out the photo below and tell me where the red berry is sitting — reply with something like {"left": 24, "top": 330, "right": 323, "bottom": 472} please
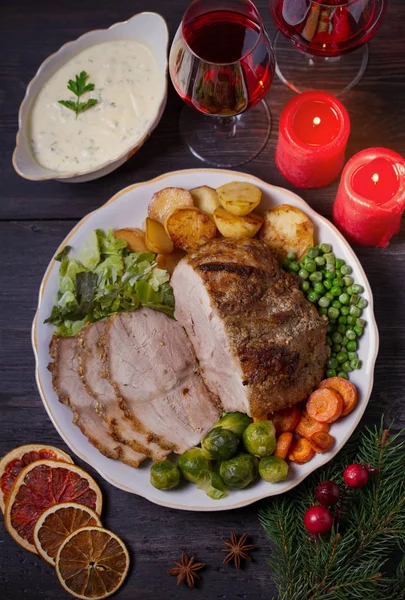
{"left": 343, "top": 463, "right": 369, "bottom": 488}
{"left": 304, "top": 505, "right": 333, "bottom": 535}
{"left": 315, "top": 481, "right": 341, "bottom": 506}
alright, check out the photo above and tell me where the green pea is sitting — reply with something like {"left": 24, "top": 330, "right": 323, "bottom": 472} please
{"left": 350, "top": 305, "right": 362, "bottom": 317}
{"left": 326, "top": 336, "right": 332, "bottom": 346}
{"left": 337, "top": 320, "right": 347, "bottom": 330}
{"left": 335, "top": 258, "right": 345, "bottom": 269}
{"left": 356, "top": 318, "right": 366, "bottom": 328}
{"left": 332, "top": 343, "right": 342, "bottom": 353}
{"left": 347, "top": 285, "right": 354, "bottom": 295}
{"left": 325, "top": 292, "right": 334, "bottom": 301}
{"left": 339, "top": 293, "right": 350, "bottom": 305}
{"left": 289, "top": 261, "right": 300, "bottom": 273}
{"left": 333, "top": 277, "right": 344, "bottom": 287}
{"left": 327, "top": 369, "right": 337, "bottom": 378}
{"left": 341, "top": 265, "right": 352, "bottom": 275}
{"left": 282, "top": 258, "right": 291, "bottom": 269}
{"left": 324, "top": 280, "right": 332, "bottom": 290}
{"left": 309, "top": 271, "right": 323, "bottom": 282}
{"left": 299, "top": 268, "right": 309, "bottom": 280}
{"left": 341, "top": 336, "right": 349, "bottom": 347}
{"left": 314, "top": 283, "right": 325, "bottom": 294}
{"left": 341, "top": 306, "right": 350, "bottom": 316}
{"left": 342, "top": 361, "right": 353, "bottom": 373}
{"left": 328, "top": 307, "right": 340, "bottom": 319}
{"left": 350, "top": 359, "right": 361, "bottom": 370}
{"left": 332, "top": 300, "right": 342, "bottom": 309}
{"left": 346, "top": 329, "right": 356, "bottom": 341}
{"left": 350, "top": 294, "right": 360, "bottom": 305}
{"left": 343, "top": 275, "right": 354, "bottom": 287}
{"left": 308, "top": 292, "right": 320, "bottom": 303}
{"left": 325, "top": 271, "right": 335, "bottom": 280}
{"left": 318, "top": 296, "right": 330, "bottom": 308}
{"left": 307, "top": 247, "right": 319, "bottom": 259}
{"left": 324, "top": 252, "right": 335, "bottom": 264}
{"left": 337, "top": 371, "right": 348, "bottom": 380}
{"left": 326, "top": 263, "right": 336, "bottom": 273}
{"left": 352, "top": 284, "right": 364, "bottom": 294}
{"left": 329, "top": 318, "right": 337, "bottom": 325}
{"left": 319, "top": 307, "right": 327, "bottom": 316}
{"left": 301, "top": 280, "right": 310, "bottom": 292}
{"left": 327, "top": 323, "right": 334, "bottom": 333}
{"left": 331, "top": 286, "right": 342, "bottom": 297}
{"left": 305, "top": 260, "right": 316, "bottom": 273}
{"left": 346, "top": 340, "right": 357, "bottom": 352}
{"left": 347, "top": 351, "right": 358, "bottom": 361}
{"left": 332, "top": 332, "right": 342, "bottom": 344}
{"left": 287, "top": 251, "right": 297, "bottom": 261}
{"left": 347, "top": 315, "right": 356, "bottom": 326}
{"left": 357, "top": 297, "right": 368, "bottom": 309}
{"left": 354, "top": 325, "right": 364, "bottom": 337}
{"left": 315, "top": 256, "right": 326, "bottom": 266}
{"left": 320, "top": 243, "right": 332, "bottom": 254}
{"left": 328, "top": 357, "right": 338, "bottom": 369}
{"left": 337, "top": 351, "right": 348, "bottom": 364}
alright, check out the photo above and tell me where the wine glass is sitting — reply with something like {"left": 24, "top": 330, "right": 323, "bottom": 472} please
{"left": 169, "top": 0, "right": 275, "bottom": 167}
{"left": 270, "top": 0, "right": 387, "bottom": 95}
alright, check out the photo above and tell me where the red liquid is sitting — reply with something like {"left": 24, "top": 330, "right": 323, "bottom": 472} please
{"left": 351, "top": 157, "right": 400, "bottom": 205}
{"left": 170, "top": 10, "right": 274, "bottom": 116}
{"left": 292, "top": 100, "right": 341, "bottom": 146}
{"left": 271, "top": 0, "right": 386, "bottom": 57}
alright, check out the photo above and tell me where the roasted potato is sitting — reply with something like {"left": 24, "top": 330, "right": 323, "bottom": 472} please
{"left": 114, "top": 228, "right": 148, "bottom": 253}
{"left": 190, "top": 186, "right": 220, "bottom": 216}
{"left": 260, "top": 204, "right": 314, "bottom": 261}
{"left": 213, "top": 207, "right": 263, "bottom": 239}
{"left": 148, "top": 187, "right": 194, "bottom": 224}
{"left": 165, "top": 207, "right": 217, "bottom": 251}
{"left": 217, "top": 181, "right": 261, "bottom": 216}
{"left": 155, "top": 248, "right": 186, "bottom": 274}
{"left": 145, "top": 218, "right": 174, "bottom": 254}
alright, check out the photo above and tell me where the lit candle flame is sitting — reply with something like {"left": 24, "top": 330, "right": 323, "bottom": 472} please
{"left": 313, "top": 117, "right": 321, "bottom": 126}
{"left": 371, "top": 173, "right": 379, "bottom": 184}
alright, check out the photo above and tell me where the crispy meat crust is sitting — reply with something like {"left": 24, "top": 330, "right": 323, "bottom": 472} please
{"left": 186, "top": 238, "right": 330, "bottom": 417}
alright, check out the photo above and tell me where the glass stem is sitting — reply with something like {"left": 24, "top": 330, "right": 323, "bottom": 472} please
{"left": 214, "top": 116, "right": 238, "bottom": 138}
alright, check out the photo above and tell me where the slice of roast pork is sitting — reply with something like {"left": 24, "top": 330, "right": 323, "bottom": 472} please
{"left": 170, "top": 238, "right": 330, "bottom": 418}
{"left": 101, "top": 309, "right": 221, "bottom": 454}
{"left": 49, "top": 335, "right": 144, "bottom": 468}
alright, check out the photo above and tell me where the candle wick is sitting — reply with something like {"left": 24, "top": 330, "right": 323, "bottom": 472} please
{"left": 313, "top": 117, "right": 321, "bottom": 126}
{"left": 371, "top": 173, "right": 379, "bottom": 184}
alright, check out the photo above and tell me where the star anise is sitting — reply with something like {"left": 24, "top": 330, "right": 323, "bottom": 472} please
{"left": 221, "top": 532, "right": 256, "bottom": 568}
{"left": 168, "top": 552, "right": 205, "bottom": 588}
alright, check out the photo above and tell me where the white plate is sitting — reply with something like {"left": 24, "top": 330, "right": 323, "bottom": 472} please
{"left": 32, "top": 169, "right": 379, "bottom": 511}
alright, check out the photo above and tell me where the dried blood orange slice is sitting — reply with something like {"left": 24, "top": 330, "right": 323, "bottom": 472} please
{"left": 0, "top": 444, "right": 73, "bottom": 513}
{"left": 34, "top": 502, "right": 102, "bottom": 566}
{"left": 56, "top": 526, "right": 129, "bottom": 599}
{"left": 4, "top": 460, "right": 102, "bottom": 554}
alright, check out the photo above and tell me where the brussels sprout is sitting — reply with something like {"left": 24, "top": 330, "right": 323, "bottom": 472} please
{"left": 213, "top": 412, "right": 252, "bottom": 438}
{"left": 178, "top": 448, "right": 211, "bottom": 483}
{"left": 259, "top": 456, "right": 289, "bottom": 483}
{"left": 150, "top": 461, "right": 180, "bottom": 490}
{"left": 243, "top": 421, "right": 276, "bottom": 457}
{"left": 201, "top": 427, "right": 239, "bottom": 461}
{"left": 219, "top": 453, "right": 258, "bottom": 490}
{"left": 197, "top": 470, "right": 227, "bottom": 500}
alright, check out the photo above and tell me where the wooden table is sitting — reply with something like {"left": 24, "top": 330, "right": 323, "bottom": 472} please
{"left": 1, "top": 1, "right": 404, "bottom": 597}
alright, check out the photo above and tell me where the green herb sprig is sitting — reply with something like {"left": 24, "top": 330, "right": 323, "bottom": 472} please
{"left": 58, "top": 71, "right": 98, "bottom": 118}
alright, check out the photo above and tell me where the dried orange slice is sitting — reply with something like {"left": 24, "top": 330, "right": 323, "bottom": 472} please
{"left": 56, "top": 526, "right": 129, "bottom": 599}
{"left": 34, "top": 502, "right": 102, "bottom": 566}
{"left": 0, "top": 444, "right": 73, "bottom": 513}
{"left": 4, "top": 460, "right": 102, "bottom": 554}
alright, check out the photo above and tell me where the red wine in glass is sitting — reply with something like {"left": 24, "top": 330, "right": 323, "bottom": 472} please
{"left": 169, "top": 0, "right": 275, "bottom": 166}
{"left": 269, "top": 0, "right": 387, "bottom": 94}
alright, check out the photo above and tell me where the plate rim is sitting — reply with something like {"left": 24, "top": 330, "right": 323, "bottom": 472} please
{"left": 31, "top": 168, "right": 379, "bottom": 511}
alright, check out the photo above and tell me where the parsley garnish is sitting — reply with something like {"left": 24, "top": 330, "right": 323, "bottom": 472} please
{"left": 58, "top": 71, "right": 98, "bottom": 118}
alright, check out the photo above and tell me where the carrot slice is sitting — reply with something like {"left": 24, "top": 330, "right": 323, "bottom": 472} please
{"left": 274, "top": 432, "right": 293, "bottom": 460}
{"left": 271, "top": 405, "right": 301, "bottom": 435}
{"left": 309, "top": 432, "right": 335, "bottom": 453}
{"left": 319, "top": 377, "right": 358, "bottom": 417}
{"left": 306, "top": 388, "right": 343, "bottom": 423}
{"left": 288, "top": 438, "right": 315, "bottom": 464}
{"left": 253, "top": 415, "right": 269, "bottom": 422}
{"left": 295, "top": 411, "right": 330, "bottom": 439}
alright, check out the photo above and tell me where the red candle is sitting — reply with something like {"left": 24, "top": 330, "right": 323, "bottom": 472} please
{"left": 276, "top": 91, "right": 351, "bottom": 189}
{"left": 333, "top": 148, "right": 405, "bottom": 247}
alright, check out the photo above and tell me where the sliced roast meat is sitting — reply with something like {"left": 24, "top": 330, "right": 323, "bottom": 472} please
{"left": 101, "top": 309, "right": 221, "bottom": 454}
{"left": 78, "top": 321, "right": 168, "bottom": 461}
{"left": 171, "top": 238, "right": 330, "bottom": 418}
{"left": 48, "top": 335, "right": 144, "bottom": 468}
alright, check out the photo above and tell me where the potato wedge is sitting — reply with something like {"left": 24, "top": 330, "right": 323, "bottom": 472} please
{"left": 145, "top": 218, "right": 174, "bottom": 254}
{"left": 260, "top": 204, "right": 314, "bottom": 261}
{"left": 165, "top": 207, "right": 217, "bottom": 251}
{"left": 213, "top": 207, "right": 263, "bottom": 239}
{"left": 217, "top": 181, "right": 261, "bottom": 216}
{"left": 156, "top": 248, "right": 186, "bottom": 274}
{"left": 190, "top": 186, "right": 220, "bottom": 216}
{"left": 148, "top": 187, "right": 194, "bottom": 224}
{"left": 114, "top": 228, "right": 148, "bottom": 253}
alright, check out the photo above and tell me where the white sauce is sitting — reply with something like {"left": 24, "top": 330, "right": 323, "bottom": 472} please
{"left": 30, "top": 40, "right": 162, "bottom": 172}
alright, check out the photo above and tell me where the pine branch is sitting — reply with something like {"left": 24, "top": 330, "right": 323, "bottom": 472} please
{"left": 259, "top": 419, "right": 405, "bottom": 600}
